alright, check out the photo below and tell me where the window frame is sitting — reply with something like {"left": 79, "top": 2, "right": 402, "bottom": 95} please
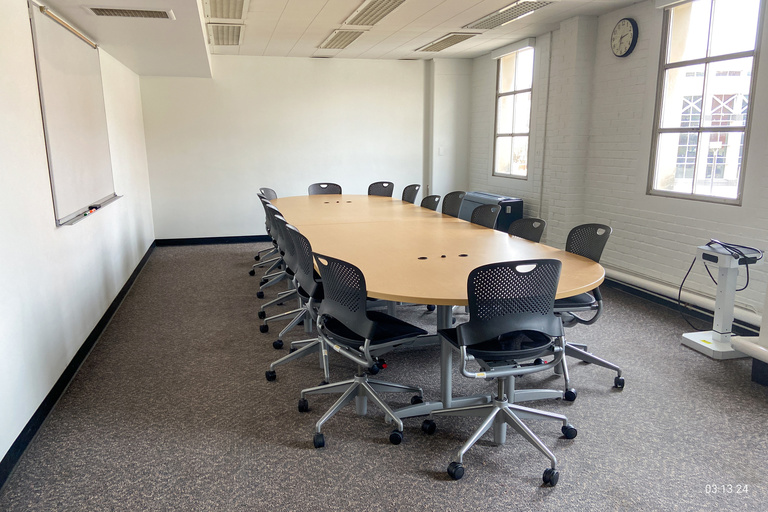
{"left": 647, "top": 0, "right": 764, "bottom": 205}
{"left": 492, "top": 47, "right": 535, "bottom": 180}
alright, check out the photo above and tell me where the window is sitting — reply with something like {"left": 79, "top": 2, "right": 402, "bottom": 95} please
{"left": 493, "top": 47, "right": 534, "bottom": 178}
{"left": 649, "top": 0, "right": 761, "bottom": 203}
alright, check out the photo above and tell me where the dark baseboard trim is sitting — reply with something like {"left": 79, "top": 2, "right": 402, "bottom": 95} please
{"left": 604, "top": 278, "right": 759, "bottom": 336}
{"left": 155, "top": 235, "right": 269, "bottom": 246}
{"left": 0, "top": 242, "right": 157, "bottom": 492}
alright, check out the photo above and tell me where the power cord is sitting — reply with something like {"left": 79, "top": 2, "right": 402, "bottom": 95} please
{"left": 677, "top": 240, "right": 764, "bottom": 332}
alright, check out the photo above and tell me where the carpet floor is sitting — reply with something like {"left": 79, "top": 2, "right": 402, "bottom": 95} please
{"left": 1, "top": 243, "right": 767, "bottom": 511}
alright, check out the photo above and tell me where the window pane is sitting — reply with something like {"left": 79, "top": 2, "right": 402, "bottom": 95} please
{"left": 655, "top": 132, "right": 695, "bottom": 194}
{"left": 498, "top": 53, "right": 516, "bottom": 93}
{"left": 701, "top": 58, "right": 752, "bottom": 128}
{"left": 497, "top": 95, "right": 513, "bottom": 134}
{"left": 693, "top": 131, "right": 743, "bottom": 198}
{"left": 513, "top": 92, "right": 531, "bottom": 133}
{"left": 494, "top": 136, "right": 512, "bottom": 175}
{"left": 660, "top": 65, "right": 705, "bottom": 128}
{"left": 667, "top": 0, "right": 711, "bottom": 63}
{"left": 514, "top": 48, "right": 534, "bottom": 90}
{"left": 510, "top": 136, "right": 529, "bottom": 177}
{"left": 710, "top": 0, "right": 760, "bottom": 57}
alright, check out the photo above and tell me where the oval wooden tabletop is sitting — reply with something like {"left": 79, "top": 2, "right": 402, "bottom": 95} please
{"left": 271, "top": 195, "right": 604, "bottom": 305}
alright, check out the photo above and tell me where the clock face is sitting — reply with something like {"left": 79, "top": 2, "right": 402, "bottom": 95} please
{"left": 611, "top": 18, "right": 638, "bottom": 57}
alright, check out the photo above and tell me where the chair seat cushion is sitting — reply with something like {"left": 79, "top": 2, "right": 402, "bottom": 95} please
{"left": 439, "top": 328, "right": 553, "bottom": 362}
{"left": 324, "top": 311, "right": 427, "bottom": 347}
{"left": 554, "top": 292, "right": 596, "bottom": 311}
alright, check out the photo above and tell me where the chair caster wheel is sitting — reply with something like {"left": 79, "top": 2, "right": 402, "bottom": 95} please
{"left": 256, "top": 291, "right": 264, "bottom": 299}
{"left": 313, "top": 433, "right": 325, "bottom": 449}
{"left": 533, "top": 358, "right": 544, "bottom": 365}
{"left": 561, "top": 424, "right": 577, "bottom": 439}
{"left": 273, "top": 339, "right": 283, "bottom": 349}
{"left": 319, "top": 381, "right": 328, "bottom": 386}
{"left": 298, "top": 398, "right": 309, "bottom": 413}
{"left": 421, "top": 419, "right": 436, "bottom": 435}
{"left": 410, "top": 395, "right": 423, "bottom": 405}
{"left": 260, "top": 279, "right": 267, "bottom": 286}
{"left": 289, "top": 347, "right": 296, "bottom": 353}
{"left": 248, "top": 269, "right": 256, "bottom": 276}
{"left": 260, "top": 324, "right": 269, "bottom": 333}
{"left": 564, "top": 388, "right": 577, "bottom": 401}
{"left": 447, "top": 462, "right": 464, "bottom": 480}
{"left": 389, "top": 430, "right": 403, "bottom": 445}
{"left": 254, "top": 255, "right": 260, "bottom": 261}
{"left": 265, "top": 370, "right": 276, "bottom": 381}
{"left": 614, "top": 376, "right": 625, "bottom": 389}
{"left": 258, "top": 311, "right": 266, "bottom": 319}
{"left": 543, "top": 468, "right": 559, "bottom": 486}
{"left": 426, "top": 305, "right": 436, "bottom": 312}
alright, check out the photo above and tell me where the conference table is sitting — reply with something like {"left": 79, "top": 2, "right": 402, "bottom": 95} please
{"left": 270, "top": 194, "right": 604, "bottom": 420}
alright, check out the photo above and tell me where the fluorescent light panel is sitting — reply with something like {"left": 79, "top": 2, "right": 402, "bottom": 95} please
{"left": 89, "top": 8, "right": 173, "bottom": 19}
{"left": 206, "top": 0, "right": 247, "bottom": 20}
{"left": 319, "top": 30, "right": 365, "bottom": 49}
{"left": 209, "top": 24, "right": 242, "bottom": 45}
{"left": 417, "top": 33, "right": 477, "bottom": 52}
{"left": 464, "top": 1, "right": 553, "bottom": 30}
{"left": 344, "top": 0, "right": 405, "bottom": 26}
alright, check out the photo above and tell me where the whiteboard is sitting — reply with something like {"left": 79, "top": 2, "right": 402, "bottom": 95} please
{"left": 29, "top": 4, "right": 116, "bottom": 225}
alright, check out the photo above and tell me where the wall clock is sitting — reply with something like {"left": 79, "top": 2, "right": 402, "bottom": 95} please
{"left": 611, "top": 17, "right": 638, "bottom": 57}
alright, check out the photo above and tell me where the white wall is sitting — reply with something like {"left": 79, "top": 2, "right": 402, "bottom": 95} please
{"left": 0, "top": 1, "right": 154, "bottom": 463}
{"left": 469, "top": 0, "right": 768, "bottom": 322}
{"left": 429, "top": 59, "right": 471, "bottom": 198}
{"left": 141, "top": 55, "right": 426, "bottom": 239}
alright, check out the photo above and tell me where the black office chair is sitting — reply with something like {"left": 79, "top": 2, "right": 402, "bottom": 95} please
{"left": 368, "top": 181, "right": 394, "bottom": 197}
{"left": 298, "top": 253, "right": 427, "bottom": 448}
{"left": 470, "top": 204, "right": 500, "bottom": 229}
{"left": 441, "top": 191, "right": 466, "bottom": 217}
{"left": 425, "top": 260, "right": 577, "bottom": 485}
{"left": 308, "top": 183, "right": 342, "bottom": 195}
{"left": 554, "top": 224, "right": 623, "bottom": 390}
{"left": 420, "top": 194, "right": 440, "bottom": 211}
{"left": 401, "top": 184, "right": 420, "bottom": 203}
{"left": 255, "top": 202, "right": 288, "bottom": 298}
{"left": 259, "top": 187, "right": 277, "bottom": 200}
{"left": 508, "top": 217, "right": 546, "bottom": 243}
{"left": 251, "top": 194, "right": 280, "bottom": 274}
{"left": 258, "top": 214, "right": 306, "bottom": 341}
{"left": 266, "top": 224, "right": 328, "bottom": 381}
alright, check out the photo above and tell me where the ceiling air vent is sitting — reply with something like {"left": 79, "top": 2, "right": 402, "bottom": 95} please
{"left": 417, "top": 33, "right": 477, "bottom": 52}
{"left": 318, "top": 30, "right": 366, "bottom": 50}
{"left": 464, "top": 1, "right": 553, "bottom": 30}
{"left": 88, "top": 8, "right": 175, "bottom": 19}
{"left": 204, "top": 0, "right": 249, "bottom": 21}
{"left": 208, "top": 24, "right": 244, "bottom": 45}
{"left": 344, "top": 0, "right": 405, "bottom": 27}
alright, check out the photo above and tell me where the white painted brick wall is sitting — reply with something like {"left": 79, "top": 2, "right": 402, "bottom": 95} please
{"left": 469, "top": 0, "right": 768, "bottom": 321}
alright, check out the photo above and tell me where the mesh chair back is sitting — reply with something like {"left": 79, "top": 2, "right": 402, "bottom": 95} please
{"left": 286, "top": 225, "right": 318, "bottom": 297}
{"left": 420, "top": 195, "right": 441, "bottom": 211}
{"left": 308, "top": 183, "right": 342, "bottom": 195}
{"left": 263, "top": 202, "right": 280, "bottom": 239}
{"left": 565, "top": 224, "right": 612, "bottom": 263}
{"left": 508, "top": 218, "right": 546, "bottom": 243}
{"left": 442, "top": 191, "right": 466, "bottom": 217}
{"left": 459, "top": 259, "right": 564, "bottom": 345}
{"left": 313, "top": 253, "right": 376, "bottom": 340}
{"left": 259, "top": 187, "right": 278, "bottom": 200}
{"left": 368, "top": 181, "right": 394, "bottom": 197}
{"left": 272, "top": 215, "right": 297, "bottom": 270}
{"left": 401, "top": 184, "right": 421, "bottom": 203}
{"left": 470, "top": 204, "right": 500, "bottom": 229}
